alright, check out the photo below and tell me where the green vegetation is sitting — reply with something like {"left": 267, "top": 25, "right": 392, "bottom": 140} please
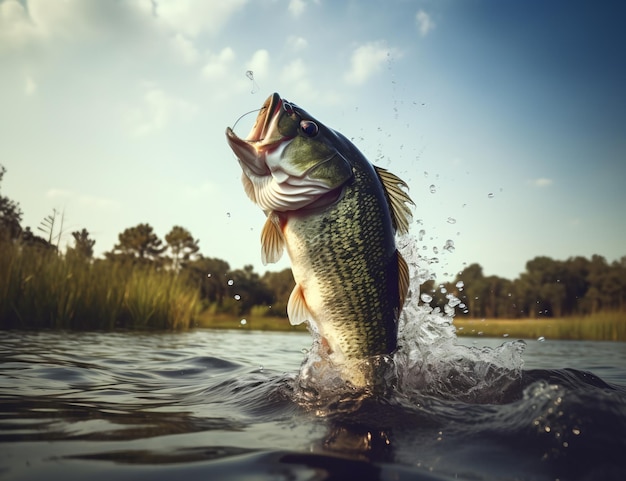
{"left": 194, "top": 312, "right": 307, "bottom": 332}
{"left": 1, "top": 164, "right": 625, "bottom": 338}
{"left": 0, "top": 241, "right": 200, "bottom": 330}
{"left": 454, "top": 311, "right": 626, "bottom": 341}
{"left": 423, "top": 257, "right": 626, "bottom": 319}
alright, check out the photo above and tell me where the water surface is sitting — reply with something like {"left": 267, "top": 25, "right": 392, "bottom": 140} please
{"left": 1, "top": 328, "right": 625, "bottom": 481}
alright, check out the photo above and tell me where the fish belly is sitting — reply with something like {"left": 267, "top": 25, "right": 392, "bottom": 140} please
{"left": 283, "top": 187, "right": 399, "bottom": 362}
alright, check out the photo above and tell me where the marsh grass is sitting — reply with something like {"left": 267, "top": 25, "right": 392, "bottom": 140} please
{"left": 194, "top": 311, "right": 307, "bottom": 332}
{"left": 454, "top": 312, "right": 626, "bottom": 341}
{"left": 0, "top": 242, "right": 200, "bottom": 330}
{"left": 197, "top": 310, "right": 626, "bottom": 341}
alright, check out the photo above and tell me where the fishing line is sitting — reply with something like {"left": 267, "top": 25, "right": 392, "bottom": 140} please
{"left": 231, "top": 108, "right": 261, "bottom": 132}
{"left": 246, "top": 70, "right": 260, "bottom": 94}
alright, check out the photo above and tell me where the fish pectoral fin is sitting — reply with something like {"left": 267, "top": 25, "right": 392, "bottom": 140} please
{"left": 287, "top": 284, "right": 313, "bottom": 326}
{"left": 261, "top": 213, "right": 284, "bottom": 265}
{"left": 374, "top": 166, "right": 415, "bottom": 235}
{"left": 397, "top": 250, "right": 410, "bottom": 313}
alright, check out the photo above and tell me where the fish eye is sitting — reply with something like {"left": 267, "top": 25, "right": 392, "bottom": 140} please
{"left": 300, "top": 120, "right": 319, "bottom": 137}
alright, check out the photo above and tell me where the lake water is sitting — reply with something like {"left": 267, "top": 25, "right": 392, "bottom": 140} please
{"left": 1, "top": 323, "right": 625, "bottom": 481}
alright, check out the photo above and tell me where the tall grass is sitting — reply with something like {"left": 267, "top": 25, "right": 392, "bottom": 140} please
{"left": 454, "top": 312, "right": 626, "bottom": 341}
{"left": 0, "top": 242, "right": 200, "bottom": 330}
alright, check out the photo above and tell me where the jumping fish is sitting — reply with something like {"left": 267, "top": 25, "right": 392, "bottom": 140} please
{"left": 226, "top": 93, "right": 413, "bottom": 387}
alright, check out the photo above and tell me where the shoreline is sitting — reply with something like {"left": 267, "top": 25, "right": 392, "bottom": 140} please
{"left": 195, "top": 311, "right": 626, "bottom": 342}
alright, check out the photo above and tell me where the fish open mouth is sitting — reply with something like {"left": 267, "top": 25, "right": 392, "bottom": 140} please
{"left": 246, "top": 92, "right": 282, "bottom": 142}
{"left": 225, "top": 93, "right": 285, "bottom": 176}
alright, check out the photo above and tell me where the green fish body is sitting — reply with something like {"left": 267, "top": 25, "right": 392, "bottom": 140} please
{"left": 226, "top": 93, "right": 413, "bottom": 386}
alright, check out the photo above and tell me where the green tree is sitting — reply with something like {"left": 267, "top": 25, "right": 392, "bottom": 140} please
{"left": 68, "top": 228, "right": 95, "bottom": 259}
{"left": 262, "top": 268, "right": 295, "bottom": 316}
{"left": 456, "top": 263, "right": 489, "bottom": 318}
{"left": 107, "top": 223, "right": 166, "bottom": 265}
{"left": 518, "top": 256, "right": 566, "bottom": 317}
{"left": 165, "top": 225, "right": 199, "bottom": 272}
{"left": 226, "top": 265, "right": 273, "bottom": 315}
{"left": 183, "top": 255, "right": 231, "bottom": 306}
{"left": 0, "top": 165, "right": 23, "bottom": 241}
{"left": 562, "top": 256, "right": 591, "bottom": 315}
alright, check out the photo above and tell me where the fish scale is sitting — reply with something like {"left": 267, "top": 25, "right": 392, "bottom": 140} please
{"left": 226, "top": 92, "right": 413, "bottom": 386}
{"left": 284, "top": 142, "right": 400, "bottom": 359}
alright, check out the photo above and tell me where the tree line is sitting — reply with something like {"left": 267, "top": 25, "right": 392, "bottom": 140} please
{"left": 423, "top": 255, "right": 626, "bottom": 319}
{"left": 1, "top": 164, "right": 624, "bottom": 322}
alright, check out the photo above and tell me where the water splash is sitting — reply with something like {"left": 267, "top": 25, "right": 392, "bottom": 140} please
{"left": 293, "top": 234, "right": 526, "bottom": 413}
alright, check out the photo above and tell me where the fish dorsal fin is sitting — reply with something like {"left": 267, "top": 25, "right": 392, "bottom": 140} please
{"left": 397, "top": 250, "right": 410, "bottom": 312}
{"left": 241, "top": 172, "right": 257, "bottom": 203}
{"left": 374, "top": 166, "right": 414, "bottom": 235}
{"left": 287, "top": 283, "right": 313, "bottom": 326}
{"left": 261, "top": 213, "right": 284, "bottom": 265}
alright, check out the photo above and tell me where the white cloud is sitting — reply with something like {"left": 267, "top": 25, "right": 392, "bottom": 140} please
{"left": 126, "top": 85, "right": 198, "bottom": 136}
{"left": 531, "top": 178, "right": 554, "bottom": 187}
{"left": 0, "top": 0, "right": 36, "bottom": 51}
{"left": 0, "top": 0, "right": 157, "bottom": 53}
{"left": 344, "top": 41, "right": 399, "bottom": 86}
{"left": 202, "top": 47, "right": 236, "bottom": 79}
{"left": 46, "top": 189, "right": 73, "bottom": 199}
{"left": 247, "top": 49, "right": 270, "bottom": 80}
{"left": 24, "top": 75, "right": 37, "bottom": 96}
{"left": 286, "top": 35, "right": 308, "bottom": 52}
{"left": 170, "top": 33, "right": 199, "bottom": 64}
{"left": 415, "top": 10, "right": 435, "bottom": 37}
{"left": 288, "top": 0, "right": 306, "bottom": 17}
{"left": 154, "top": 0, "right": 248, "bottom": 37}
{"left": 46, "top": 189, "right": 120, "bottom": 210}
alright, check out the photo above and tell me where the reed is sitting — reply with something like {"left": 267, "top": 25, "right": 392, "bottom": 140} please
{"left": 454, "top": 312, "right": 626, "bottom": 341}
{"left": 0, "top": 242, "right": 201, "bottom": 330}
{"left": 194, "top": 311, "right": 307, "bottom": 332}
{"left": 197, "top": 309, "right": 626, "bottom": 341}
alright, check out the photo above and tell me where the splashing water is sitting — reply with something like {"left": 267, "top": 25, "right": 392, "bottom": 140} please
{"left": 292, "top": 234, "right": 525, "bottom": 414}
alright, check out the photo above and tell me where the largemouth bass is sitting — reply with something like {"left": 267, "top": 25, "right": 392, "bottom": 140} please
{"left": 226, "top": 93, "right": 413, "bottom": 387}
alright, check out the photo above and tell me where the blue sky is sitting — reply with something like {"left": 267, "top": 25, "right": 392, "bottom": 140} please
{"left": 1, "top": 0, "right": 624, "bottom": 281}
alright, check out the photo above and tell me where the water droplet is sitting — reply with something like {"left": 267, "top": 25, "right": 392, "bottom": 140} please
{"left": 234, "top": 294, "right": 241, "bottom": 301}
{"left": 572, "top": 428, "right": 581, "bottom": 435}
{"left": 446, "top": 294, "right": 460, "bottom": 307}
{"left": 418, "top": 229, "right": 426, "bottom": 241}
{"left": 258, "top": 365, "right": 264, "bottom": 372}
{"left": 433, "top": 246, "right": 439, "bottom": 254}
{"left": 537, "top": 336, "right": 546, "bottom": 342}
{"left": 455, "top": 280, "right": 465, "bottom": 289}
{"left": 487, "top": 193, "right": 495, "bottom": 199}
{"left": 226, "top": 212, "right": 231, "bottom": 217}
{"left": 443, "top": 239, "right": 455, "bottom": 252}
{"left": 420, "top": 293, "right": 433, "bottom": 303}
{"left": 503, "top": 333, "right": 509, "bottom": 338}
{"left": 429, "top": 184, "right": 436, "bottom": 194}
{"left": 439, "top": 286, "right": 447, "bottom": 294}
{"left": 227, "top": 279, "right": 234, "bottom": 286}
{"left": 240, "top": 318, "right": 247, "bottom": 325}
{"left": 207, "top": 273, "right": 212, "bottom": 278}
{"left": 446, "top": 217, "right": 456, "bottom": 224}
{"left": 423, "top": 171, "right": 429, "bottom": 178}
